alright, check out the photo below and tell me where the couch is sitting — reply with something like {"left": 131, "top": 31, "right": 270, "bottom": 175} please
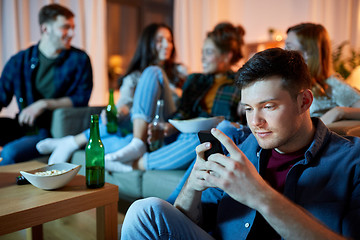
{"left": 36, "top": 107, "right": 360, "bottom": 213}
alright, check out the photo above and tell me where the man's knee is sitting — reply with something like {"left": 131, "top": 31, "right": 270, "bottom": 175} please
{"left": 129, "top": 197, "right": 169, "bottom": 215}
{"left": 123, "top": 197, "right": 168, "bottom": 233}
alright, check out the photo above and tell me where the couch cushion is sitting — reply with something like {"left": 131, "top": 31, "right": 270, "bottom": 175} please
{"left": 142, "top": 170, "right": 186, "bottom": 200}
{"left": 327, "top": 120, "right": 360, "bottom": 136}
{"left": 106, "top": 171, "right": 143, "bottom": 202}
{"left": 51, "top": 107, "right": 104, "bottom": 138}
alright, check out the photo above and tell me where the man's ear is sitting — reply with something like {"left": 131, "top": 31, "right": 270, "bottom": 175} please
{"left": 40, "top": 23, "right": 48, "bottom": 34}
{"left": 299, "top": 89, "right": 313, "bottom": 112}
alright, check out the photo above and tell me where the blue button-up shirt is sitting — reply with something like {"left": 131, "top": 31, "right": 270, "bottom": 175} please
{"left": 0, "top": 43, "right": 93, "bottom": 111}
{"left": 202, "top": 118, "right": 360, "bottom": 239}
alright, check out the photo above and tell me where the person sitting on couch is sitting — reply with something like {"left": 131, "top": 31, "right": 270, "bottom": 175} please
{"left": 0, "top": 3, "right": 93, "bottom": 165}
{"left": 121, "top": 48, "right": 360, "bottom": 240}
{"left": 36, "top": 23, "right": 186, "bottom": 165}
{"left": 104, "top": 22, "right": 249, "bottom": 172}
{"left": 285, "top": 22, "right": 360, "bottom": 124}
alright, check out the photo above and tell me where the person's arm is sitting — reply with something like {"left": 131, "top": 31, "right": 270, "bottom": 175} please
{"left": 18, "top": 97, "right": 72, "bottom": 126}
{"left": 65, "top": 52, "right": 93, "bottom": 107}
{"left": 320, "top": 77, "right": 360, "bottom": 124}
{"left": 173, "top": 141, "right": 217, "bottom": 224}
{"left": 116, "top": 72, "right": 141, "bottom": 117}
{"left": 0, "top": 55, "right": 19, "bottom": 112}
{"left": 204, "top": 128, "right": 346, "bottom": 240}
{"left": 320, "top": 100, "right": 360, "bottom": 124}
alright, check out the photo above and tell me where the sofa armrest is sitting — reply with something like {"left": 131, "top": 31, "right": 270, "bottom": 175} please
{"left": 327, "top": 120, "right": 360, "bottom": 137}
{"left": 51, "top": 106, "right": 105, "bottom": 138}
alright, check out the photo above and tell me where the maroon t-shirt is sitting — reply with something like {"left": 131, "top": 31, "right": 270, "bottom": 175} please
{"left": 265, "top": 148, "right": 305, "bottom": 193}
{"left": 247, "top": 148, "right": 306, "bottom": 240}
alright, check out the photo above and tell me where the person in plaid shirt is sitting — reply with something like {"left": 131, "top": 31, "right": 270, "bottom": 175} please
{"left": 0, "top": 3, "right": 92, "bottom": 165}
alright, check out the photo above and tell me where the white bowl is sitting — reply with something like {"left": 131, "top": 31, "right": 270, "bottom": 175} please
{"left": 169, "top": 116, "right": 225, "bottom": 133}
{"left": 20, "top": 163, "right": 81, "bottom": 190}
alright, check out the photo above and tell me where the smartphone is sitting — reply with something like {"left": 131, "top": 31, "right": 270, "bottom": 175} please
{"left": 198, "top": 130, "right": 224, "bottom": 161}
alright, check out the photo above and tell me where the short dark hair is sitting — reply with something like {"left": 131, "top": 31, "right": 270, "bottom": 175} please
{"left": 39, "top": 3, "right": 74, "bottom": 25}
{"left": 236, "top": 48, "right": 312, "bottom": 99}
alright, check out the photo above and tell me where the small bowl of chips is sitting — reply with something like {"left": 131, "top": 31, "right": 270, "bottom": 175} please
{"left": 20, "top": 163, "right": 81, "bottom": 190}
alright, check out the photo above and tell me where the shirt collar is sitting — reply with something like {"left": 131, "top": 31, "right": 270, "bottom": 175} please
{"left": 304, "top": 117, "right": 332, "bottom": 163}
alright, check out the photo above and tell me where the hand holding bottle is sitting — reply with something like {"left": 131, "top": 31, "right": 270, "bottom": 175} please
{"left": 147, "top": 122, "right": 177, "bottom": 144}
{"left": 148, "top": 99, "right": 165, "bottom": 152}
{"left": 117, "top": 105, "right": 130, "bottom": 119}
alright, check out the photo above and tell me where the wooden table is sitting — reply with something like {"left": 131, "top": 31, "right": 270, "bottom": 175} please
{"left": 0, "top": 161, "right": 119, "bottom": 240}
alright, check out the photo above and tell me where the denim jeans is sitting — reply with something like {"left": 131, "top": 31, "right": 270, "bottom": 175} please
{"left": 0, "top": 119, "right": 50, "bottom": 165}
{"left": 121, "top": 197, "right": 215, "bottom": 240}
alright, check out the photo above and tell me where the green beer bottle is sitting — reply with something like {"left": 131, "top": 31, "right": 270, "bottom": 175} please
{"left": 106, "top": 89, "right": 118, "bottom": 133}
{"left": 85, "top": 114, "right": 105, "bottom": 188}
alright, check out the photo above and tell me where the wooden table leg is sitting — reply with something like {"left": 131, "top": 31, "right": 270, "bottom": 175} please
{"left": 96, "top": 202, "right": 118, "bottom": 240}
{"left": 26, "top": 224, "right": 43, "bottom": 240}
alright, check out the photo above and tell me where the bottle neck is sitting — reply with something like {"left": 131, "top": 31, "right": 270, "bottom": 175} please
{"left": 89, "top": 118, "right": 101, "bottom": 141}
{"left": 154, "top": 100, "right": 164, "bottom": 122}
{"left": 109, "top": 90, "right": 115, "bottom": 105}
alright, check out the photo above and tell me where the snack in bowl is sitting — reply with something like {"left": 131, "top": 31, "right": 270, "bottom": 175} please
{"left": 168, "top": 116, "right": 225, "bottom": 133}
{"left": 34, "top": 169, "right": 68, "bottom": 176}
{"left": 20, "top": 163, "right": 81, "bottom": 190}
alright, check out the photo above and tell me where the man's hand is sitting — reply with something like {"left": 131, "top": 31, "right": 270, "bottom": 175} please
{"left": 18, "top": 100, "right": 47, "bottom": 126}
{"left": 173, "top": 140, "right": 219, "bottom": 223}
{"left": 203, "top": 128, "right": 271, "bottom": 209}
{"left": 184, "top": 141, "right": 221, "bottom": 192}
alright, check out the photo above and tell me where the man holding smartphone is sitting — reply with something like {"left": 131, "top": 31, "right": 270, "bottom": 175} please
{"left": 121, "top": 48, "right": 360, "bottom": 239}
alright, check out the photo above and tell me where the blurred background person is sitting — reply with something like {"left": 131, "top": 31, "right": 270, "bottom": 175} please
{"left": 285, "top": 22, "right": 360, "bottom": 125}
{"left": 0, "top": 3, "right": 93, "bottom": 166}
